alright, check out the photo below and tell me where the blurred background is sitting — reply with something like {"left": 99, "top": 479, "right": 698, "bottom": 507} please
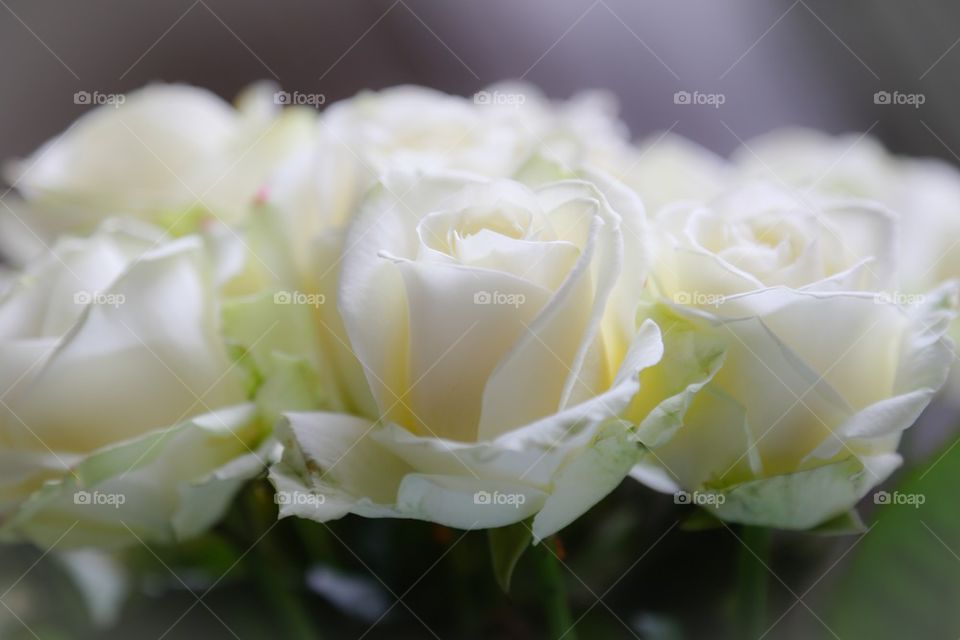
{"left": 4, "top": 0, "right": 960, "bottom": 159}
{"left": 2, "top": 1, "right": 960, "bottom": 638}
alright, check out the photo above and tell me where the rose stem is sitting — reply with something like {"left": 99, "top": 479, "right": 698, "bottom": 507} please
{"left": 534, "top": 537, "right": 577, "bottom": 640}
{"left": 245, "top": 481, "right": 322, "bottom": 640}
{"left": 736, "top": 525, "right": 771, "bottom": 639}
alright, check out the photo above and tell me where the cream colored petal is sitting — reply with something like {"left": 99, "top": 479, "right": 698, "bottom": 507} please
{"left": 478, "top": 186, "right": 623, "bottom": 439}
{"left": 1, "top": 404, "right": 263, "bottom": 549}
{"left": 395, "top": 259, "right": 551, "bottom": 441}
{"left": 9, "top": 237, "right": 246, "bottom": 453}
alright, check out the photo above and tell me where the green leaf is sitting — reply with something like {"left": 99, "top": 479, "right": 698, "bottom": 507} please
{"left": 805, "top": 509, "right": 866, "bottom": 536}
{"left": 488, "top": 521, "right": 533, "bottom": 593}
{"left": 826, "top": 436, "right": 960, "bottom": 639}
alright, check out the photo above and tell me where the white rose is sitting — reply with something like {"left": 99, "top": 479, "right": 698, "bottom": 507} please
{"left": 0, "top": 221, "right": 266, "bottom": 548}
{"left": 259, "top": 83, "right": 629, "bottom": 264}
{"left": 732, "top": 127, "right": 960, "bottom": 295}
{"left": 650, "top": 181, "right": 897, "bottom": 298}
{"left": 588, "top": 132, "right": 732, "bottom": 217}
{"left": 733, "top": 128, "right": 895, "bottom": 199}
{"left": 896, "top": 159, "right": 960, "bottom": 293}
{"left": 632, "top": 181, "right": 957, "bottom": 529}
{"left": 481, "top": 81, "right": 629, "bottom": 172}
{"left": 251, "top": 86, "right": 634, "bottom": 417}
{"left": 270, "top": 85, "right": 535, "bottom": 236}
{"left": 2, "top": 83, "right": 314, "bottom": 264}
{"left": 269, "top": 170, "right": 712, "bottom": 539}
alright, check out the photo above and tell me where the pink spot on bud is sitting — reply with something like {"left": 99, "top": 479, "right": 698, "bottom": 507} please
{"left": 254, "top": 185, "right": 271, "bottom": 206}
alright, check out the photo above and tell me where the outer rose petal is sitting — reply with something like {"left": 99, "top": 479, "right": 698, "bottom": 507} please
{"left": 631, "top": 285, "right": 957, "bottom": 529}
{"left": 7, "top": 236, "right": 247, "bottom": 452}
{"left": 709, "top": 454, "right": 901, "bottom": 530}
{"left": 337, "top": 173, "right": 482, "bottom": 415}
{"left": 269, "top": 321, "right": 691, "bottom": 537}
{"left": 0, "top": 404, "right": 265, "bottom": 549}
{"left": 6, "top": 83, "right": 314, "bottom": 241}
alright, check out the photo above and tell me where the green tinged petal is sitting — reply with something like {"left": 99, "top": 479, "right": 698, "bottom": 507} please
{"left": 0, "top": 404, "right": 265, "bottom": 549}
{"left": 628, "top": 301, "right": 727, "bottom": 447}
{"left": 707, "top": 455, "right": 899, "bottom": 530}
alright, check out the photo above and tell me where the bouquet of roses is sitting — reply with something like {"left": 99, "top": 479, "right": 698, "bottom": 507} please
{"left": 0, "top": 81, "right": 956, "bottom": 636}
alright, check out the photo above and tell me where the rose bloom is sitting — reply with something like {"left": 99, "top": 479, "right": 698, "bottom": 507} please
{"left": 257, "top": 84, "right": 633, "bottom": 417}
{"left": 733, "top": 127, "right": 960, "bottom": 296}
{"left": 269, "top": 168, "right": 713, "bottom": 540}
{"left": 259, "top": 83, "right": 629, "bottom": 270}
{"left": 1, "top": 83, "right": 314, "bottom": 265}
{"left": 589, "top": 132, "right": 732, "bottom": 217}
{"left": 631, "top": 181, "right": 956, "bottom": 529}
{"left": 0, "top": 221, "right": 266, "bottom": 548}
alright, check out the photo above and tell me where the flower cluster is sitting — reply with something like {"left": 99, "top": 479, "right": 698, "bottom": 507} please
{"left": 0, "top": 82, "right": 956, "bottom": 548}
